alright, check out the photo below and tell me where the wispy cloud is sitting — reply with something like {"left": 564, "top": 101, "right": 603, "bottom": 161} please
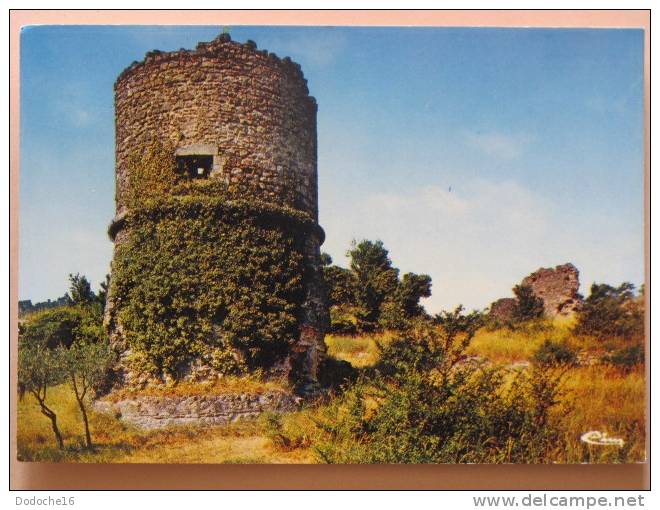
{"left": 463, "top": 130, "right": 533, "bottom": 160}
{"left": 321, "top": 178, "right": 643, "bottom": 314}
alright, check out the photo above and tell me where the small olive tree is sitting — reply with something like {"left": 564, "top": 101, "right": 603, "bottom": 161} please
{"left": 18, "top": 339, "right": 67, "bottom": 449}
{"left": 64, "top": 341, "right": 114, "bottom": 448}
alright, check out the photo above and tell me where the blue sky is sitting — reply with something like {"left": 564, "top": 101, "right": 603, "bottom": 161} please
{"left": 19, "top": 26, "right": 644, "bottom": 312}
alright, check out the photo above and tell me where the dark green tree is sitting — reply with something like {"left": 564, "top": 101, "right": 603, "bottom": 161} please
{"left": 398, "top": 272, "right": 432, "bottom": 317}
{"left": 512, "top": 284, "right": 545, "bottom": 323}
{"left": 68, "top": 273, "right": 95, "bottom": 306}
{"left": 347, "top": 240, "right": 399, "bottom": 329}
{"left": 19, "top": 307, "right": 86, "bottom": 349}
{"left": 574, "top": 282, "right": 643, "bottom": 340}
{"left": 96, "top": 273, "right": 111, "bottom": 310}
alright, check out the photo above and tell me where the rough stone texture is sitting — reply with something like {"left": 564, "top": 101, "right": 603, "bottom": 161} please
{"left": 106, "top": 33, "right": 328, "bottom": 392}
{"left": 489, "top": 263, "right": 582, "bottom": 319}
{"left": 488, "top": 297, "right": 518, "bottom": 321}
{"left": 94, "top": 391, "right": 301, "bottom": 430}
{"left": 114, "top": 33, "right": 318, "bottom": 219}
{"left": 521, "top": 263, "right": 582, "bottom": 316}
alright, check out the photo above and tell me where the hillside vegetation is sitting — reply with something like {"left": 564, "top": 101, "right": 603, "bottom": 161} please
{"left": 17, "top": 242, "right": 645, "bottom": 464}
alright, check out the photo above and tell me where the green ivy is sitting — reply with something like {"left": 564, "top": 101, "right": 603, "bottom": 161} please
{"left": 109, "top": 142, "right": 319, "bottom": 379}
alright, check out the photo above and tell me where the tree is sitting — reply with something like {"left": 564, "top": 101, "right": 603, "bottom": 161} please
{"left": 347, "top": 240, "right": 399, "bottom": 328}
{"left": 63, "top": 341, "right": 114, "bottom": 448}
{"left": 574, "top": 282, "right": 644, "bottom": 340}
{"left": 18, "top": 339, "right": 67, "bottom": 449}
{"left": 96, "top": 273, "right": 111, "bottom": 310}
{"left": 512, "top": 284, "right": 545, "bottom": 323}
{"left": 323, "top": 265, "right": 357, "bottom": 307}
{"left": 19, "top": 302, "right": 108, "bottom": 449}
{"left": 68, "top": 273, "right": 95, "bottom": 306}
{"left": 397, "top": 272, "right": 432, "bottom": 317}
{"left": 19, "top": 307, "right": 87, "bottom": 349}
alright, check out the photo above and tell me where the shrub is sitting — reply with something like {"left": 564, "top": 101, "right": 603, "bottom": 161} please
{"left": 602, "top": 345, "right": 644, "bottom": 370}
{"left": 312, "top": 308, "right": 566, "bottom": 463}
{"left": 533, "top": 339, "right": 577, "bottom": 366}
{"left": 322, "top": 263, "right": 357, "bottom": 307}
{"left": 328, "top": 306, "right": 358, "bottom": 335}
{"left": 574, "top": 283, "right": 644, "bottom": 341}
{"left": 318, "top": 357, "right": 358, "bottom": 390}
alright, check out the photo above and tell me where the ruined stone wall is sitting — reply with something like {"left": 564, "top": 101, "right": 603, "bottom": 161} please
{"left": 114, "top": 33, "right": 318, "bottom": 219}
{"left": 521, "top": 263, "right": 582, "bottom": 316}
{"left": 488, "top": 263, "right": 583, "bottom": 320}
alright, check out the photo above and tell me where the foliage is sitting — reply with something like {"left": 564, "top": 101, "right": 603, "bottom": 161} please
{"left": 347, "top": 240, "right": 400, "bottom": 329}
{"left": 574, "top": 283, "right": 644, "bottom": 341}
{"left": 68, "top": 273, "right": 95, "bottom": 306}
{"left": 602, "top": 345, "right": 644, "bottom": 370}
{"left": 97, "top": 274, "right": 111, "bottom": 310}
{"left": 322, "top": 240, "right": 432, "bottom": 333}
{"left": 19, "top": 295, "right": 110, "bottom": 449}
{"left": 108, "top": 141, "right": 323, "bottom": 379}
{"left": 124, "top": 140, "right": 177, "bottom": 207}
{"left": 322, "top": 264, "right": 357, "bottom": 307}
{"left": 512, "top": 284, "right": 545, "bottom": 323}
{"left": 313, "top": 308, "right": 566, "bottom": 463}
{"left": 328, "top": 306, "right": 358, "bottom": 335}
{"left": 18, "top": 338, "right": 68, "bottom": 448}
{"left": 64, "top": 341, "right": 116, "bottom": 448}
{"left": 318, "top": 356, "right": 358, "bottom": 390}
{"left": 533, "top": 339, "right": 578, "bottom": 366}
{"left": 110, "top": 197, "right": 313, "bottom": 379}
{"left": 20, "top": 307, "right": 90, "bottom": 349}
{"left": 397, "top": 273, "right": 432, "bottom": 317}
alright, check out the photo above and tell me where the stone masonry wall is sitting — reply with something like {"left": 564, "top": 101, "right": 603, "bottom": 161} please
{"left": 521, "top": 263, "right": 582, "bottom": 316}
{"left": 114, "top": 33, "right": 318, "bottom": 220}
{"left": 94, "top": 391, "right": 301, "bottom": 430}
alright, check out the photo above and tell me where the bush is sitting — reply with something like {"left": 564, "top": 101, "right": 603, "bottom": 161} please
{"left": 318, "top": 357, "right": 357, "bottom": 390}
{"left": 328, "top": 306, "right": 358, "bottom": 335}
{"left": 574, "top": 283, "right": 644, "bottom": 341}
{"left": 533, "top": 339, "right": 577, "bottom": 366}
{"left": 602, "top": 345, "right": 644, "bottom": 370}
{"left": 312, "top": 308, "right": 566, "bottom": 463}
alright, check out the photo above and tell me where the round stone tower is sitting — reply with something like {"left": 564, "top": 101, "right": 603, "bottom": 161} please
{"left": 105, "top": 33, "right": 328, "bottom": 394}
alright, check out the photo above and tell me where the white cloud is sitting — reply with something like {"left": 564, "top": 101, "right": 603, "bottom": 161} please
{"left": 463, "top": 130, "right": 533, "bottom": 160}
{"left": 321, "top": 178, "right": 643, "bottom": 314}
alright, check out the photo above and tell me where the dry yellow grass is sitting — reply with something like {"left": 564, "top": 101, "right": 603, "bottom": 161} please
{"left": 16, "top": 383, "right": 316, "bottom": 463}
{"left": 324, "top": 331, "right": 395, "bottom": 367}
{"left": 17, "top": 320, "right": 645, "bottom": 464}
{"left": 558, "top": 365, "right": 645, "bottom": 463}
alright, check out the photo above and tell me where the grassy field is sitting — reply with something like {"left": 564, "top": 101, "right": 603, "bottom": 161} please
{"left": 17, "top": 319, "right": 645, "bottom": 464}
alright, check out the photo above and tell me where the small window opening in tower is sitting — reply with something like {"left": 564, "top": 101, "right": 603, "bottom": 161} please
{"left": 176, "top": 155, "right": 213, "bottom": 179}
